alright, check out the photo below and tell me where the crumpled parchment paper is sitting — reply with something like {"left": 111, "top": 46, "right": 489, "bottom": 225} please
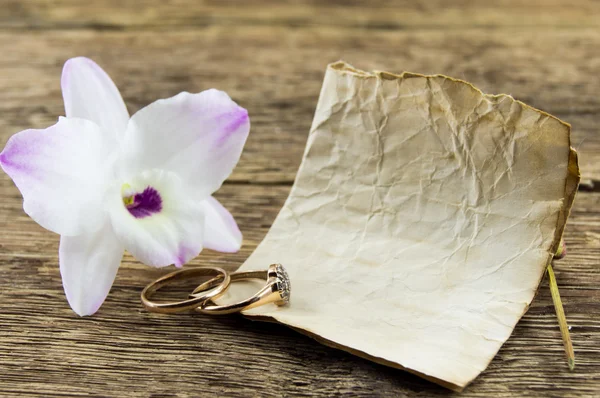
{"left": 222, "top": 62, "right": 580, "bottom": 391}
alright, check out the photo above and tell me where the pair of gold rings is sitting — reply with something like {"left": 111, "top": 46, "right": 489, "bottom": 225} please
{"left": 141, "top": 263, "right": 290, "bottom": 315}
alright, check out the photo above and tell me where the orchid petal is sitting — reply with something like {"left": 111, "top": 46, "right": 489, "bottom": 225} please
{"left": 120, "top": 90, "right": 249, "bottom": 199}
{"left": 202, "top": 197, "right": 242, "bottom": 253}
{"left": 107, "top": 169, "right": 205, "bottom": 267}
{"left": 61, "top": 57, "right": 129, "bottom": 141}
{"left": 0, "top": 117, "right": 112, "bottom": 236}
{"left": 59, "top": 218, "right": 124, "bottom": 316}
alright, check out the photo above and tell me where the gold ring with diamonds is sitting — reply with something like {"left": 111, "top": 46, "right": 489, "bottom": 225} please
{"left": 191, "top": 263, "right": 290, "bottom": 315}
{"left": 141, "top": 267, "right": 231, "bottom": 314}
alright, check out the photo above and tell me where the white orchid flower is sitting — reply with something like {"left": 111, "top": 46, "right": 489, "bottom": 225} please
{"left": 0, "top": 57, "right": 249, "bottom": 316}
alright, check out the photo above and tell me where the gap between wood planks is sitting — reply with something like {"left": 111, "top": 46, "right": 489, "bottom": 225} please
{"left": 225, "top": 179, "right": 600, "bottom": 191}
{"left": 2, "top": 23, "right": 600, "bottom": 33}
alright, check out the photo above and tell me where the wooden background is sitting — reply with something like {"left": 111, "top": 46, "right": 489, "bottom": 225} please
{"left": 0, "top": 1, "right": 599, "bottom": 397}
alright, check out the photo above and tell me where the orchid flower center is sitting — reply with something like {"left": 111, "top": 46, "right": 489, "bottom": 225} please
{"left": 122, "top": 184, "right": 162, "bottom": 219}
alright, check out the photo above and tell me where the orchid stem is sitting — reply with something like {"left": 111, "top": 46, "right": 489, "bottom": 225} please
{"left": 547, "top": 263, "right": 575, "bottom": 371}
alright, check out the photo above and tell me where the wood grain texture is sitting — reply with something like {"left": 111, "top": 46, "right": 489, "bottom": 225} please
{"left": 1, "top": 0, "right": 600, "bottom": 30}
{"left": 1, "top": 27, "right": 600, "bottom": 183}
{"left": 0, "top": 1, "right": 599, "bottom": 397}
{"left": 1, "top": 183, "right": 599, "bottom": 397}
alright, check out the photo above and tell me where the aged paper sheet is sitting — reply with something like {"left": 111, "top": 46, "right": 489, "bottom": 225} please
{"left": 224, "top": 62, "right": 579, "bottom": 390}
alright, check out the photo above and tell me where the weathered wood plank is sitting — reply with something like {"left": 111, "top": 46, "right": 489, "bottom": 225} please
{"left": 0, "top": 178, "right": 599, "bottom": 396}
{"left": 1, "top": 0, "right": 599, "bottom": 30}
{"left": 0, "top": 27, "right": 599, "bottom": 183}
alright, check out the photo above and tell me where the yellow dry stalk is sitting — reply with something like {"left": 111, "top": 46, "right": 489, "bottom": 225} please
{"left": 547, "top": 262, "right": 575, "bottom": 371}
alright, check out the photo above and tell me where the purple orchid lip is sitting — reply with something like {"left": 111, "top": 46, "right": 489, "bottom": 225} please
{"left": 125, "top": 186, "right": 162, "bottom": 218}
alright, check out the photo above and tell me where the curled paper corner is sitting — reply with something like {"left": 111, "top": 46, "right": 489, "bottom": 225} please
{"left": 222, "top": 61, "right": 579, "bottom": 391}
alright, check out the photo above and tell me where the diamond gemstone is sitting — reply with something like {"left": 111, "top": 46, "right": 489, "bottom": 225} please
{"left": 275, "top": 264, "right": 290, "bottom": 303}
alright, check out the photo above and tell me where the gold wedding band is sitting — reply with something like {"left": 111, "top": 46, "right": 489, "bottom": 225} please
{"left": 191, "top": 263, "right": 290, "bottom": 315}
{"left": 141, "top": 267, "right": 230, "bottom": 314}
